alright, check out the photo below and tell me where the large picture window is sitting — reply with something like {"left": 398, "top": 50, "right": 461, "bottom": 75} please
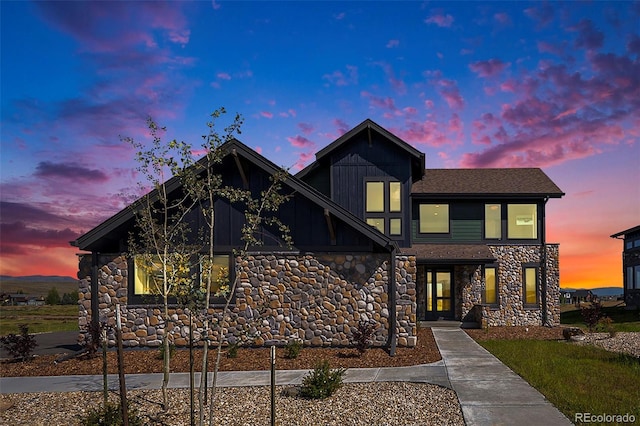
{"left": 523, "top": 265, "right": 538, "bottom": 306}
{"left": 508, "top": 204, "right": 537, "bottom": 239}
{"left": 133, "top": 254, "right": 231, "bottom": 298}
{"left": 419, "top": 204, "right": 449, "bottom": 233}
{"left": 365, "top": 179, "right": 402, "bottom": 237}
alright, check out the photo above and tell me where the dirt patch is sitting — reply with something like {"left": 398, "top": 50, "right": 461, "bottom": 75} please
{"left": 0, "top": 327, "right": 440, "bottom": 377}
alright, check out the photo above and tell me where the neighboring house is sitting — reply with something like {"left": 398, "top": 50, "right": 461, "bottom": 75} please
{"left": 6, "top": 294, "right": 45, "bottom": 306}
{"left": 611, "top": 225, "right": 640, "bottom": 309}
{"left": 71, "top": 119, "right": 564, "bottom": 349}
{"left": 571, "top": 289, "right": 594, "bottom": 306}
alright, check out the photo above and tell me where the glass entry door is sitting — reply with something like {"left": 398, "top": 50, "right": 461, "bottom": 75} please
{"left": 417, "top": 266, "right": 454, "bottom": 320}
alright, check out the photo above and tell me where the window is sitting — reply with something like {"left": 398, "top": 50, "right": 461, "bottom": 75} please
{"left": 366, "top": 218, "right": 385, "bottom": 233}
{"left": 628, "top": 265, "right": 640, "bottom": 290}
{"left": 508, "top": 204, "right": 537, "bottom": 239}
{"left": 523, "top": 266, "right": 538, "bottom": 305}
{"left": 419, "top": 204, "right": 449, "bottom": 233}
{"left": 365, "top": 182, "right": 384, "bottom": 213}
{"left": 200, "top": 255, "right": 231, "bottom": 296}
{"left": 133, "top": 254, "right": 231, "bottom": 298}
{"left": 485, "top": 204, "right": 501, "bottom": 239}
{"left": 483, "top": 266, "right": 498, "bottom": 305}
{"left": 365, "top": 179, "right": 402, "bottom": 237}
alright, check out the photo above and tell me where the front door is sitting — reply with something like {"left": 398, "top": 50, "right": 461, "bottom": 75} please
{"left": 417, "top": 266, "right": 454, "bottom": 320}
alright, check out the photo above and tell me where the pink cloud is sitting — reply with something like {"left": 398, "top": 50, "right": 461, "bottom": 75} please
{"left": 287, "top": 135, "right": 315, "bottom": 149}
{"left": 217, "top": 72, "right": 231, "bottom": 80}
{"left": 493, "top": 12, "right": 512, "bottom": 26}
{"left": 298, "top": 122, "right": 315, "bottom": 135}
{"left": 323, "top": 65, "right": 358, "bottom": 87}
{"left": 425, "top": 13, "right": 454, "bottom": 28}
{"left": 469, "top": 59, "right": 509, "bottom": 78}
{"left": 333, "top": 118, "right": 350, "bottom": 136}
{"left": 386, "top": 39, "right": 399, "bottom": 48}
{"left": 524, "top": 2, "right": 554, "bottom": 27}
{"left": 254, "top": 146, "right": 262, "bottom": 154}
{"left": 360, "top": 91, "right": 397, "bottom": 112}
{"left": 260, "top": 111, "right": 273, "bottom": 119}
{"left": 293, "top": 152, "right": 314, "bottom": 171}
{"left": 569, "top": 19, "right": 604, "bottom": 50}
{"left": 436, "top": 79, "right": 465, "bottom": 110}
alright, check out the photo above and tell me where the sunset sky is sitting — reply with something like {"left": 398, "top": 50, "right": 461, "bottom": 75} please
{"left": 1, "top": 1, "right": 638, "bottom": 289}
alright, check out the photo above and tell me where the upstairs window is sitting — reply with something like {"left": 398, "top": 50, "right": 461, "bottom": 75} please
{"left": 365, "top": 180, "right": 402, "bottom": 237}
{"left": 419, "top": 204, "right": 449, "bottom": 233}
{"left": 508, "top": 204, "right": 537, "bottom": 239}
{"left": 485, "top": 204, "right": 502, "bottom": 239}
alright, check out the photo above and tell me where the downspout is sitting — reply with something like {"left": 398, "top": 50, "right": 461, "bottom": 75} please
{"left": 541, "top": 198, "right": 549, "bottom": 327}
{"left": 386, "top": 245, "right": 397, "bottom": 356}
{"left": 91, "top": 252, "right": 100, "bottom": 335}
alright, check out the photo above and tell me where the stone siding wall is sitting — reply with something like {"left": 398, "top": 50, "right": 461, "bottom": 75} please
{"left": 459, "top": 244, "right": 560, "bottom": 327}
{"left": 77, "top": 253, "right": 417, "bottom": 348}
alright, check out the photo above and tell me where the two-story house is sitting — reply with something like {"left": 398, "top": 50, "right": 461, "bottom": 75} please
{"left": 611, "top": 225, "right": 640, "bottom": 309}
{"left": 72, "top": 119, "right": 564, "bottom": 349}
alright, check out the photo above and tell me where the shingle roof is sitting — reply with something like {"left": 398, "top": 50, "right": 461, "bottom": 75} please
{"left": 404, "top": 244, "right": 496, "bottom": 264}
{"left": 412, "top": 168, "right": 564, "bottom": 198}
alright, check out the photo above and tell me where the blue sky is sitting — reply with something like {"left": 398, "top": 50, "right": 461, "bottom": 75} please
{"left": 1, "top": 1, "right": 639, "bottom": 288}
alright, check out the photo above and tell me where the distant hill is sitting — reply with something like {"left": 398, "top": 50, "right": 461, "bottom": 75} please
{"left": 561, "top": 287, "right": 624, "bottom": 297}
{"left": 0, "top": 275, "right": 78, "bottom": 297}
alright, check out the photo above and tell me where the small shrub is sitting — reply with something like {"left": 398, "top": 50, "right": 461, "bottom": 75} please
{"left": 79, "top": 402, "right": 143, "bottom": 426}
{"left": 596, "top": 316, "right": 617, "bottom": 337}
{"left": 581, "top": 301, "right": 602, "bottom": 332}
{"left": 351, "top": 319, "right": 377, "bottom": 354}
{"left": 284, "top": 340, "right": 302, "bottom": 359}
{"left": 227, "top": 342, "right": 239, "bottom": 358}
{"left": 300, "top": 360, "right": 346, "bottom": 399}
{"left": 156, "top": 342, "right": 176, "bottom": 360}
{"left": 0, "top": 324, "right": 37, "bottom": 361}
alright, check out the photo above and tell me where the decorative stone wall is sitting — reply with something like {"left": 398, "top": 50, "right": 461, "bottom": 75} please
{"left": 459, "top": 244, "right": 561, "bottom": 327}
{"left": 77, "top": 253, "right": 417, "bottom": 348}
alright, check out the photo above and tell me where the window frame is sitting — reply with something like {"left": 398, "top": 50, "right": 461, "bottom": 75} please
{"left": 522, "top": 264, "right": 539, "bottom": 307}
{"left": 419, "top": 203, "right": 450, "bottom": 234}
{"left": 482, "top": 264, "right": 499, "bottom": 306}
{"left": 129, "top": 253, "right": 234, "bottom": 306}
{"left": 364, "top": 178, "right": 403, "bottom": 238}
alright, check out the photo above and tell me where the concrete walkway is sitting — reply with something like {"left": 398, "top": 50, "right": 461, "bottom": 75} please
{"left": 0, "top": 328, "right": 572, "bottom": 425}
{"left": 432, "top": 327, "right": 572, "bottom": 425}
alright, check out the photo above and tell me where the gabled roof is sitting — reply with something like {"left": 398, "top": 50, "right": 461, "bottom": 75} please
{"left": 72, "top": 139, "right": 396, "bottom": 252}
{"left": 297, "top": 118, "right": 425, "bottom": 180}
{"left": 412, "top": 168, "right": 564, "bottom": 198}
{"left": 611, "top": 225, "right": 640, "bottom": 239}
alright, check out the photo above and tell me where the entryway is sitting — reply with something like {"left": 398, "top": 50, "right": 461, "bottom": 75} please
{"left": 416, "top": 266, "right": 455, "bottom": 320}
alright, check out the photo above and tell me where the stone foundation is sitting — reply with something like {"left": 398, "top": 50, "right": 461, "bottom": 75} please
{"left": 77, "top": 253, "right": 417, "bottom": 348}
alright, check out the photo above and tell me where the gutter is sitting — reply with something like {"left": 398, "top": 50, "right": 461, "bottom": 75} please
{"left": 541, "top": 198, "right": 550, "bottom": 327}
{"left": 386, "top": 244, "right": 397, "bottom": 356}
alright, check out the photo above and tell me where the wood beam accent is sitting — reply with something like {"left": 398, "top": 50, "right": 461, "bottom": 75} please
{"left": 324, "top": 209, "right": 336, "bottom": 245}
{"left": 232, "top": 149, "right": 249, "bottom": 189}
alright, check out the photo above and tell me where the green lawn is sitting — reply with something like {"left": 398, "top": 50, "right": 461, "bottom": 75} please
{"left": 0, "top": 305, "right": 79, "bottom": 335}
{"left": 480, "top": 339, "right": 640, "bottom": 423}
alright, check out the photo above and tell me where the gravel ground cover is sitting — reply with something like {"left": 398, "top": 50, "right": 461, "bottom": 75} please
{"left": 0, "top": 382, "right": 465, "bottom": 426}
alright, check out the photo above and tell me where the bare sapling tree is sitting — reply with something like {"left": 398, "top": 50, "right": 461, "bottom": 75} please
{"left": 124, "top": 119, "right": 201, "bottom": 411}
{"left": 206, "top": 168, "right": 293, "bottom": 425}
